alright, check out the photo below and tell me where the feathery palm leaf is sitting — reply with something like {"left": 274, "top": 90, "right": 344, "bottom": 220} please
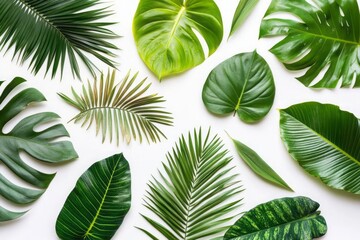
{"left": 138, "top": 128, "right": 244, "bottom": 240}
{"left": 59, "top": 70, "right": 173, "bottom": 145}
{"left": 0, "top": 0, "right": 118, "bottom": 79}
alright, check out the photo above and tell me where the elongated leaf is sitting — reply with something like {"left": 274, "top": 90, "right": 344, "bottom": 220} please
{"left": 230, "top": 136, "right": 292, "bottom": 191}
{"left": 229, "top": 0, "right": 260, "bottom": 37}
{"left": 139, "top": 128, "right": 243, "bottom": 240}
{"left": 202, "top": 51, "right": 275, "bottom": 123}
{"left": 280, "top": 102, "right": 360, "bottom": 194}
{"left": 260, "top": 0, "right": 360, "bottom": 88}
{"left": 59, "top": 70, "right": 173, "bottom": 145}
{"left": 224, "top": 196, "right": 327, "bottom": 240}
{"left": 0, "top": 77, "right": 77, "bottom": 222}
{"left": 133, "top": 0, "right": 223, "bottom": 79}
{"left": 56, "top": 153, "right": 131, "bottom": 240}
{"left": 0, "top": 0, "right": 118, "bottom": 79}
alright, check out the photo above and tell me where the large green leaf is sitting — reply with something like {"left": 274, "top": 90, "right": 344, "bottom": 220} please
{"left": 133, "top": 0, "right": 223, "bottom": 79}
{"left": 0, "top": 77, "right": 77, "bottom": 222}
{"left": 229, "top": 0, "right": 260, "bottom": 37}
{"left": 280, "top": 102, "right": 360, "bottom": 194}
{"left": 56, "top": 153, "right": 131, "bottom": 240}
{"left": 138, "top": 128, "right": 243, "bottom": 240}
{"left": 202, "top": 51, "right": 275, "bottom": 123}
{"left": 260, "top": 0, "right": 360, "bottom": 88}
{"left": 0, "top": 0, "right": 118, "bottom": 79}
{"left": 224, "top": 196, "right": 327, "bottom": 240}
{"left": 59, "top": 70, "right": 173, "bottom": 145}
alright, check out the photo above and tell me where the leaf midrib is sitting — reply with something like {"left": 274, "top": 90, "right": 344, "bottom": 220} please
{"left": 166, "top": 5, "right": 186, "bottom": 49}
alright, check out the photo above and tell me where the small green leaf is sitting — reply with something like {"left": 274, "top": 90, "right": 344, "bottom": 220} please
{"left": 229, "top": 0, "right": 260, "bottom": 37}
{"left": 224, "top": 196, "right": 327, "bottom": 240}
{"left": 230, "top": 136, "right": 292, "bottom": 191}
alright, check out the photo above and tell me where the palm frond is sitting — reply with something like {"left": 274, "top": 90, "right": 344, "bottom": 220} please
{"left": 0, "top": 0, "right": 118, "bottom": 79}
{"left": 59, "top": 69, "right": 173, "bottom": 145}
{"left": 138, "top": 128, "right": 244, "bottom": 240}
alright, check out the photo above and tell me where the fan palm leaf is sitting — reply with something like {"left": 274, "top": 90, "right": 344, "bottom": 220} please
{"left": 59, "top": 70, "right": 173, "bottom": 145}
{"left": 138, "top": 128, "right": 244, "bottom": 240}
{"left": 0, "top": 0, "right": 118, "bottom": 79}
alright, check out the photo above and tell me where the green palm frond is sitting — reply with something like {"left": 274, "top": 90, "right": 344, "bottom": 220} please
{"left": 0, "top": 0, "right": 118, "bottom": 79}
{"left": 138, "top": 128, "right": 244, "bottom": 240}
{"left": 59, "top": 70, "right": 173, "bottom": 145}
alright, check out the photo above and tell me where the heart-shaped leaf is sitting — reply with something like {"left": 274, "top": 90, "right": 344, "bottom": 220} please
{"left": 280, "top": 102, "right": 360, "bottom": 194}
{"left": 56, "top": 153, "right": 131, "bottom": 240}
{"left": 202, "top": 51, "right": 275, "bottom": 123}
{"left": 133, "top": 0, "right": 223, "bottom": 79}
{"left": 224, "top": 196, "right": 327, "bottom": 240}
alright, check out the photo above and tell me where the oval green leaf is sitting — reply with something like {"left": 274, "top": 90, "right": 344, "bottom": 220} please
{"left": 260, "top": 0, "right": 360, "bottom": 88}
{"left": 133, "top": 0, "right": 223, "bottom": 79}
{"left": 230, "top": 0, "right": 260, "bottom": 37}
{"left": 224, "top": 196, "right": 327, "bottom": 240}
{"left": 230, "top": 136, "right": 292, "bottom": 191}
{"left": 56, "top": 153, "right": 131, "bottom": 240}
{"left": 280, "top": 102, "right": 360, "bottom": 194}
{"left": 202, "top": 51, "right": 275, "bottom": 123}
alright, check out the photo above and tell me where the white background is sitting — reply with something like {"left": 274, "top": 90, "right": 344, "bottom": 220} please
{"left": 1, "top": 0, "right": 360, "bottom": 239}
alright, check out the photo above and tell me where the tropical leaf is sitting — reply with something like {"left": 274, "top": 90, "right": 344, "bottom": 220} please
{"left": 0, "top": 77, "right": 77, "bottom": 222}
{"left": 229, "top": 135, "right": 292, "bottom": 191}
{"left": 224, "top": 196, "right": 327, "bottom": 240}
{"left": 229, "top": 0, "right": 260, "bottom": 37}
{"left": 0, "top": 0, "right": 118, "bottom": 79}
{"left": 56, "top": 153, "right": 131, "bottom": 240}
{"left": 202, "top": 51, "right": 275, "bottom": 123}
{"left": 133, "top": 0, "right": 223, "bottom": 79}
{"left": 138, "top": 128, "right": 244, "bottom": 240}
{"left": 260, "top": 0, "right": 360, "bottom": 88}
{"left": 59, "top": 70, "right": 173, "bottom": 145}
{"left": 280, "top": 102, "right": 360, "bottom": 194}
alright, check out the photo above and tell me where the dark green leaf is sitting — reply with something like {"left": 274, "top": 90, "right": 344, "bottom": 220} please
{"left": 133, "top": 0, "right": 223, "bottom": 79}
{"left": 202, "top": 51, "right": 275, "bottom": 123}
{"left": 260, "top": 0, "right": 360, "bottom": 88}
{"left": 229, "top": 0, "right": 260, "bottom": 37}
{"left": 139, "top": 128, "right": 243, "bottom": 240}
{"left": 56, "top": 153, "right": 131, "bottom": 240}
{"left": 230, "top": 136, "right": 292, "bottom": 191}
{"left": 0, "top": 77, "right": 77, "bottom": 222}
{"left": 224, "top": 196, "right": 327, "bottom": 240}
{"left": 280, "top": 102, "right": 360, "bottom": 194}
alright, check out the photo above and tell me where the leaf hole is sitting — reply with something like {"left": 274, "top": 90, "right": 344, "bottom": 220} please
{"left": 192, "top": 27, "right": 209, "bottom": 57}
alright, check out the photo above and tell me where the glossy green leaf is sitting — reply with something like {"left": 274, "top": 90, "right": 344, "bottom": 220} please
{"left": 224, "top": 196, "right": 327, "bottom": 240}
{"left": 0, "top": 0, "right": 118, "bottom": 79}
{"left": 280, "top": 102, "right": 360, "bottom": 194}
{"left": 56, "top": 153, "right": 131, "bottom": 240}
{"left": 202, "top": 51, "right": 275, "bottom": 123}
{"left": 59, "top": 70, "right": 173, "bottom": 145}
{"left": 230, "top": 136, "right": 292, "bottom": 191}
{"left": 229, "top": 0, "right": 260, "bottom": 37}
{"left": 133, "top": 0, "right": 223, "bottom": 79}
{"left": 138, "top": 128, "right": 243, "bottom": 240}
{"left": 0, "top": 77, "right": 77, "bottom": 222}
{"left": 260, "top": 0, "right": 360, "bottom": 88}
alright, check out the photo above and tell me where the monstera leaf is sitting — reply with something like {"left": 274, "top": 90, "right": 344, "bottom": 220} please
{"left": 133, "top": 0, "right": 223, "bottom": 79}
{"left": 56, "top": 154, "right": 131, "bottom": 240}
{"left": 224, "top": 196, "right": 327, "bottom": 240}
{"left": 202, "top": 51, "right": 275, "bottom": 123}
{"left": 260, "top": 0, "right": 360, "bottom": 88}
{"left": 280, "top": 102, "right": 360, "bottom": 194}
{"left": 0, "top": 77, "right": 77, "bottom": 222}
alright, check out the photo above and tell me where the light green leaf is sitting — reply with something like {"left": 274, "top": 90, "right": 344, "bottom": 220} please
{"left": 133, "top": 0, "right": 223, "bottom": 79}
{"left": 224, "top": 196, "right": 327, "bottom": 240}
{"left": 202, "top": 51, "right": 275, "bottom": 123}
{"left": 230, "top": 136, "right": 292, "bottom": 191}
{"left": 260, "top": 0, "right": 360, "bottom": 88}
{"left": 56, "top": 153, "right": 131, "bottom": 240}
{"left": 0, "top": 77, "right": 78, "bottom": 222}
{"left": 229, "top": 0, "right": 260, "bottom": 37}
{"left": 280, "top": 102, "right": 360, "bottom": 194}
{"left": 139, "top": 128, "right": 244, "bottom": 240}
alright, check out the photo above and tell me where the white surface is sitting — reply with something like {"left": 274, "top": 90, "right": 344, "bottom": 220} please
{"left": 1, "top": 0, "right": 360, "bottom": 239}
